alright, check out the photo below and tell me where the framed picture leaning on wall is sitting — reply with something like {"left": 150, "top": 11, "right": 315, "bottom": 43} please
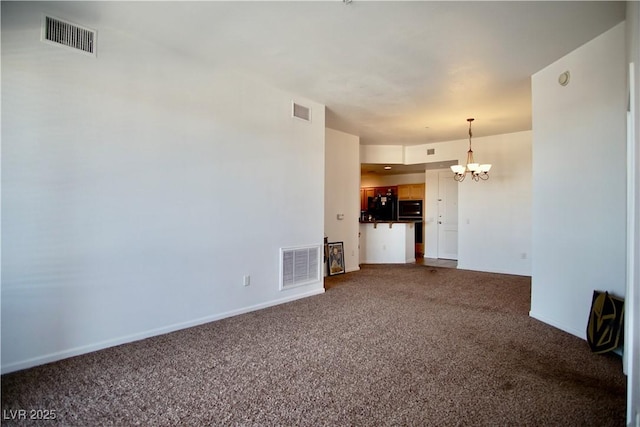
{"left": 327, "top": 241, "right": 345, "bottom": 276}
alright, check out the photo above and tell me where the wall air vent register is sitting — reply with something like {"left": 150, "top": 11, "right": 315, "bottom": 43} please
{"left": 41, "top": 15, "right": 97, "bottom": 57}
{"left": 292, "top": 102, "right": 311, "bottom": 122}
{"left": 280, "top": 246, "right": 321, "bottom": 290}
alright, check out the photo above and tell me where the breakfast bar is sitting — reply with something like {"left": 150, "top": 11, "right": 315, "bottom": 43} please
{"left": 359, "top": 221, "right": 416, "bottom": 264}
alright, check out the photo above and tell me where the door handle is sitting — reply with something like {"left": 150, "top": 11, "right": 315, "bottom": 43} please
{"left": 438, "top": 221, "right": 442, "bottom": 224}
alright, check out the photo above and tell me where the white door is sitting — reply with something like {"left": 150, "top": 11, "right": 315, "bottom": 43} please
{"left": 437, "top": 171, "right": 458, "bottom": 260}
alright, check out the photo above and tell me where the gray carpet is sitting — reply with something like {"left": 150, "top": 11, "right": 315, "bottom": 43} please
{"left": 1, "top": 264, "right": 626, "bottom": 426}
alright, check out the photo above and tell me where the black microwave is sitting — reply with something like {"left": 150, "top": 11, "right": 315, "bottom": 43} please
{"left": 398, "top": 200, "right": 423, "bottom": 219}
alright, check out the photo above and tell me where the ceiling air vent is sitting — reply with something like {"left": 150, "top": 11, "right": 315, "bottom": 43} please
{"left": 42, "top": 15, "right": 96, "bottom": 57}
{"left": 292, "top": 102, "right": 311, "bottom": 122}
{"left": 280, "top": 245, "right": 321, "bottom": 290}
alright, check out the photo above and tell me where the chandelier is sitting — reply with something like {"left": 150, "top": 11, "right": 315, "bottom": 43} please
{"left": 450, "top": 118, "right": 491, "bottom": 182}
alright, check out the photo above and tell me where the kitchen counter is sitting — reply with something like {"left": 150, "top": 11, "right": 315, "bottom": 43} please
{"left": 359, "top": 221, "right": 415, "bottom": 264}
{"left": 359, "top": 220, "right": 417, "bottom": 225}
{"left": 359, "top": 220, "right": 420, "bottom": 232}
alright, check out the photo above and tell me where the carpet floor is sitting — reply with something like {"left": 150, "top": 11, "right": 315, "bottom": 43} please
{"left": 1, "top": 264, "right": 626, "bottom": 426}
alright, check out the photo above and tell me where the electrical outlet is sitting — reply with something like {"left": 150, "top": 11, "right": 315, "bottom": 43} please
{"left": 521, "top": 252, "right": 527, "bottom": 260}
{"left": 243, "top": 275, "right": 250, "bottom": 287}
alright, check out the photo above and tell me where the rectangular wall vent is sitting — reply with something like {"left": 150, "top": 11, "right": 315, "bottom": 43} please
{"left": 42, "top": 15, "right": 96, "bottom": 56}
{"left": 292, "top": 102, "right": 311, "bottom": 122}
{"left": 427, "top": 148, "right": 436, "bottom": 155}
{"left": 280, "top": 245, "right": 321, "bottom": 290}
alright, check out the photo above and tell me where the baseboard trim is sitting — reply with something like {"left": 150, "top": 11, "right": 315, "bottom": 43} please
{"left": 529, "top": 310, "right": 586, "bottom": 340}
{"left": 360, "top": 260, "right": 416, "bottom": 264}
{"left": 457, "top": 263, "right": 531, "bottom": 277}
{"left": 1, "top": 287, "right": 325, "bottom": 375}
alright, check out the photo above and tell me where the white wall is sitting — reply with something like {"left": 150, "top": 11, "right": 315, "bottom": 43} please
{"left": 405, "top": 140, "right": 463, "bottom": 165}
{"left": 325, "top": 128, "right": 360, "bottom": 273}
{"left": 457, "top": 131, "right": 532, "bottom": 276}
{"left": 1, "top": 3, "right": 325, "bottom": 373}
{"left": 531, "top": 23, "right": 626, "bottom": 339}
{"left": 360, "top": 145, "right": 404, "bottom": 164}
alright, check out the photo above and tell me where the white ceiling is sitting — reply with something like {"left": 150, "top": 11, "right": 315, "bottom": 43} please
{"left": 45, "top": 1, "right": 625, "bottom": 145}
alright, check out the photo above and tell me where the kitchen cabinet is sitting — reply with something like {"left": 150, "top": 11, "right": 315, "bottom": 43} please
{"left": 398, "top": 183, "right": 425, "bottom": 200}
{"left": 416, "top": 241, "right": 424, "bottom": 258}
{"left": 365, "top": 188, "right": 376, "bottom": 204}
